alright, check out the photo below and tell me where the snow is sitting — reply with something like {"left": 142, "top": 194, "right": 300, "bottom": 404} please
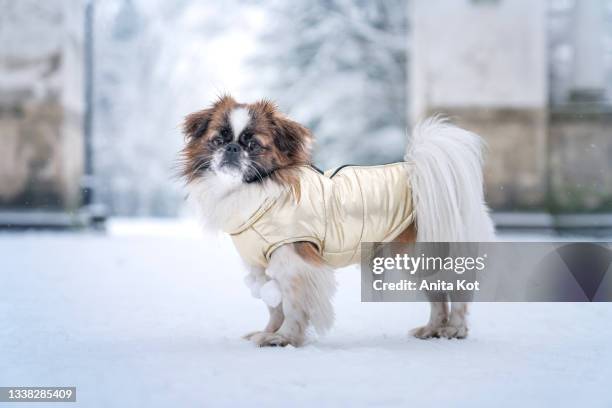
{"left": 1, "top": 219, "right": 611, "bottom": 407}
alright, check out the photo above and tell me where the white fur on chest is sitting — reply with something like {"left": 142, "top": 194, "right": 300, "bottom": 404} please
{"left": 187, "top": 173, "right": 283, "bottom": 232}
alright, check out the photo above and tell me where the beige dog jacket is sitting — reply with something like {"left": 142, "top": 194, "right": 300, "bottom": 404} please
{"left": 224, "top": 163, "right": 415, "bottom": 268}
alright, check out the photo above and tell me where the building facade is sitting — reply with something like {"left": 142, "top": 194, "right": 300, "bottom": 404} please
{"left": 411, "top": 0, "right": 612, "bottom": 212}
{"left": 0, "top": 1, "right": 86, "bottom": 213}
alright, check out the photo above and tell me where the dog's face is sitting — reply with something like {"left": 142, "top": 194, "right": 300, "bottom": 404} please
{"left": 181, "top": 95, "right": 312, "bottom": 186}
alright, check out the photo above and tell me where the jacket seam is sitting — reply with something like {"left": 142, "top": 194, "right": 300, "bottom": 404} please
{"left": 265, "top": 236, "right": 322, "bottom": 262}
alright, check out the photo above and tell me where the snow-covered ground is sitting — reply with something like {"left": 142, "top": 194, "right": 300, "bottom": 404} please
{"left": 1, "top": 219, "right": 611, "bottom": 407}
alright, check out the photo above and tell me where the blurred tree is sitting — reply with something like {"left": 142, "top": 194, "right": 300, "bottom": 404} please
{"left": 93, "top": 0, "right": 249, "bottom": 216}
{"left": 94, "top": 0, "right": 171, "bottom": 216}
{"left": 252, "top": 0, "right": 409, "bottom": 168}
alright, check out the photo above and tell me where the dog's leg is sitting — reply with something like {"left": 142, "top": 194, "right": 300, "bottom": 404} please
{"left": 439, "top": 301, "right": 469, "bottom": 339}
{"left": 243, "top": 265, "right": 285, "bottom": 340}
{"left": 250, "top": 244, "right": 336, "bottom": 347}
{"left": 250, "top": 286, "right": 308, "bottom": 347}
{"left": 439, "top": 264, "right": 473, "bottom": 339}
{"left": 243, "top": 305, "right": 285, "bottom": 340}
{"left": 263, "top": 305, "right": 285, "bottom": 332}
{"left": 411, "top": 291, "right": 449, "bottom": 339}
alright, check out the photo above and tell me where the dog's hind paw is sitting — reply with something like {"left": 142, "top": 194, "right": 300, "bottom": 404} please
{"left": 249, "top": 332, "right": 301, "bottom": 347}
{"left": 439, "top": 324, "right": 468, "bottom": 339}
{"left": 410, "top": 325, "right": 442, "bottom": 339}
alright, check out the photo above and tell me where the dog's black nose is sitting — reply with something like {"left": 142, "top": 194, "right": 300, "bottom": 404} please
{"left": 225, "top": 143, "right": 240, "bottom": 154}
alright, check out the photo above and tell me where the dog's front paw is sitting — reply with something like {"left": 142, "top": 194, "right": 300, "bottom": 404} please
{"left": 438, "top": 324, "right": 468, "bottom": 339}
{"left": 410, "top": 325, "right": 442, "bottom": 339}
{"left": 243, "top": 331, "right": 265, "bottom": 341}
{"left": 249, "top": 332, "right": 301, "bottom": 347}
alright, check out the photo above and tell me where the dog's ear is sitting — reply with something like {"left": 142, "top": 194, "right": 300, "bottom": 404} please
{"left": 183, "top": 108, "right": 213, "bottom": 140}
{"left": 271, "top": 114, "right": 313, "bottom": 163}
{"left": 183, "top": 95, "right": 237, "bottom": 140}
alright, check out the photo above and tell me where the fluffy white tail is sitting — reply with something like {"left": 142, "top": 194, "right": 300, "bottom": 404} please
{"left": 404, "top": 117, "right": 495, "bottom": 242}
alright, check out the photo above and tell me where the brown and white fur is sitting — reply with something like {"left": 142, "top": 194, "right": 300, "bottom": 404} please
{"left": 181, "top": 95, "right": 495, "bottom": 347}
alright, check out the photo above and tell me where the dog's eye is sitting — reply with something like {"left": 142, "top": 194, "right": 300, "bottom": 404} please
{"left": 247, "top": 140, "right": 260, "bottom": 151}
{"left": 220, "top": 128, "right": 230, "bottom": 139}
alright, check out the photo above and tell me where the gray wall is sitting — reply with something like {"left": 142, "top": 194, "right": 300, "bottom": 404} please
{"left": 0, "top": 1, "right": 84, "bottom": 211}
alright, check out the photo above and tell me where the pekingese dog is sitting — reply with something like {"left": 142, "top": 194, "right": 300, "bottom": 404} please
{"left": 181, "top": 95, "right": 494, "bottom": 347}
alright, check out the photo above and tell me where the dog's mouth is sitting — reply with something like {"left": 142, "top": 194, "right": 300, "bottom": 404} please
{"left": 206, "top": 149, "right": 277, "bottom": 185}
{"left": 243, "top": 166, "right": 276, "bottom": 184}
{"left": 220, "top": 159, "right": 241, "bottom": 170}
{"left": 210, "top": 150, "right": 244, "bottom": 176}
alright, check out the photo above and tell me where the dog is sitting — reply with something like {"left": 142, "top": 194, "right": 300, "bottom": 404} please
{"left": 180, "top": 95, "right": 495, "bottom": 347}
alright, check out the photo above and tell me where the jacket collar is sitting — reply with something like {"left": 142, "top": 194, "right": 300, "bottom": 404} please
{"left": 222, "top": 166, "right": 318, "bottom": 235}
{"left": 223, "top": 195, "right": 277, "bottom": 235}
